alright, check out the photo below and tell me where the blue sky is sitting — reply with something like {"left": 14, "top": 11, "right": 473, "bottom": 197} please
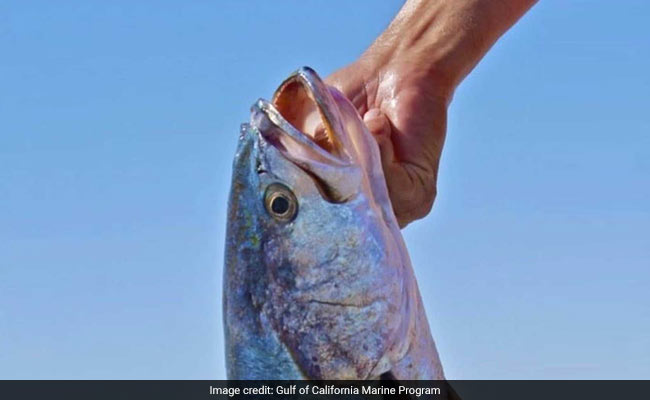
{"left": 1, "top": 1, "right": 648, "bottom": 379}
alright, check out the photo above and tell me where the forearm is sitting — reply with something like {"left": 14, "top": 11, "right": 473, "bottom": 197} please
{"left": 363, "top": 0, "right": 537, "bottom": 102}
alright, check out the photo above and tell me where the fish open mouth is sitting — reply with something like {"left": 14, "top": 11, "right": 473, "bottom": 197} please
{"left": 251, "top": 67, "right": 361, "bottom": 202}
{"left": 272, "top": 67, "right": 345, "bottom": 158}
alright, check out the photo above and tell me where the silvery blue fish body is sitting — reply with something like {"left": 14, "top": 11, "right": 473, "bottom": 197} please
{"left": 224, "top": 67, "right": 444, "bottom": 380}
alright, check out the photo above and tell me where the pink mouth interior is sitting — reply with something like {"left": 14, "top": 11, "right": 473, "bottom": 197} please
{"left": 272, "top": 80, "right": 338, "bottom": 156}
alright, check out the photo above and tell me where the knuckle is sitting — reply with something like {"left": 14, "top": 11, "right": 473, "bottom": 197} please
{"left": 394, "top": 180, "right": 437, "bottom": 227}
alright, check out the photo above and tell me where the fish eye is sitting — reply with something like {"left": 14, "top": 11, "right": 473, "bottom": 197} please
{"left": 264, "top": 183, "right": 298, "bottom": 222}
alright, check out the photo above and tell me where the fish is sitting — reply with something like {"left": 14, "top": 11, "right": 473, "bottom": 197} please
{"left": 223, "top": 67, "right": 445, "bottom": 380}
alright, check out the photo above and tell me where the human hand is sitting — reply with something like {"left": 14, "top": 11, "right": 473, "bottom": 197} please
{"left": 326, "top": 55, "right": 449, "bottom": 227}
{"left": 327, "top": 0, "right": 536, "bottom": 227}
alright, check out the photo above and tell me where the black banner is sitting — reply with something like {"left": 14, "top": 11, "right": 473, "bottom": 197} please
{"left": 0, "top": 380, "right": 648, "bottom": 400}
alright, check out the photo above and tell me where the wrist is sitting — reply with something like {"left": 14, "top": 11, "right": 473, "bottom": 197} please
{"left": 359, "top": 34, "right": 457, "bottom": 107}
{"left": 361, "top": 0, "right": 537, "bottom": 104}
{"left": 359, "top": 1, "right": 474, "bottom": 105}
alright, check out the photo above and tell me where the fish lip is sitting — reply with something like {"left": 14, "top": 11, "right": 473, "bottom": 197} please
{"left": 251, "top": 99, "right": 352, "bottom": 169}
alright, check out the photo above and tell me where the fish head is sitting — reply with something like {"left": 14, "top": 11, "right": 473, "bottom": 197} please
{"left": 225, "top": 67, "right": 412, "bottom": 380}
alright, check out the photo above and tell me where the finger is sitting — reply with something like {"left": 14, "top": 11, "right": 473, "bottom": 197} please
{"left": 363, "top": 108, "right": 395, "bottom": 167}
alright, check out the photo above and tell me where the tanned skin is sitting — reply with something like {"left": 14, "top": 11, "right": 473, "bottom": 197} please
{"left": 327, "top": 0, "right": 537, "bottom": 227}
